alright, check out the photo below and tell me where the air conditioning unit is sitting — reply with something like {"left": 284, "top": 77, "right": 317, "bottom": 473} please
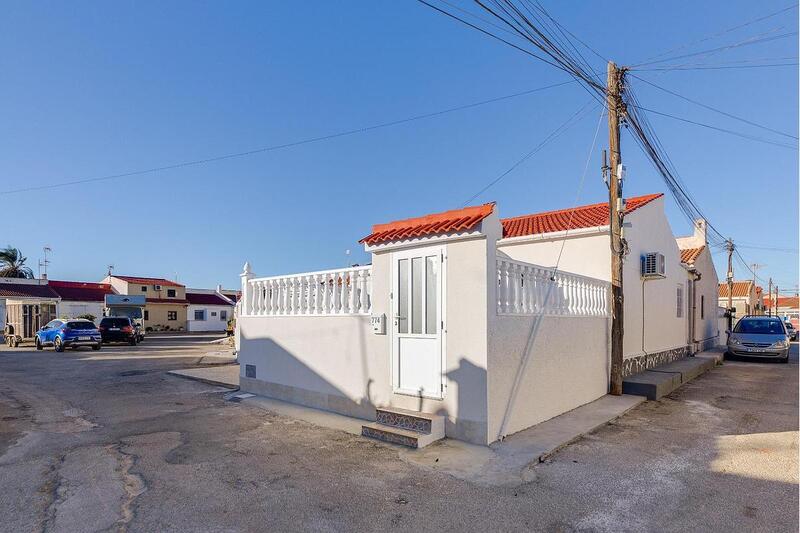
{"left": 153, "top": 284, "right": 162, "bottom": 291}
{"left": 641, "top": 252, "right": 666, "bottom": 279}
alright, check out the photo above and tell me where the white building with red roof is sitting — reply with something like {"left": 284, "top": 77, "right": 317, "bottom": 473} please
{"left": 49, "top": 280, "right": 116, "bottom": 321}
{"left": 236, "top": 191, "right": 724, "bottom": 446}
{"left": 186, "top": 286, "right": 236, "bottom": 332}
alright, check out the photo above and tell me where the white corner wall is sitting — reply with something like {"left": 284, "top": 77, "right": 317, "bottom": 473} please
{"left": 487, "top": 315, "right": 610, "bottom": 442}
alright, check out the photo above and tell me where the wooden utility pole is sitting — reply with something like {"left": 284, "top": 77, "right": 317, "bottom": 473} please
{"left": 768, "top": 277, "right": 773, "bottom": 316}
{"left": 726, "top": 239, "right": 734, "bottom": 332}
{"left": 607, "top": 61, "right": 625, "bottom": 396}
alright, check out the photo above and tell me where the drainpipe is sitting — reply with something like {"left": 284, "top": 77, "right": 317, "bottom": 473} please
{"left": 641, "top": 278, "right": 649, "bottom": 356}
{"left": 688, "top": 269, "right": 701, "bottom": 355}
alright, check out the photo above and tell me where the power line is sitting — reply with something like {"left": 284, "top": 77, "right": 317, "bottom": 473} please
{"left": 629, "top": 73, "right": 798, "bottom": 140}
{"left": 461, "top": 99, "right": 597, "bottom": 206}
{"left": 628, "top": 104, "right": 799, "bottom": 150}
{"left": 0, "top": 79, "right": 576, "bottom": 196}
{"left": 736, "top": 244, "right": 799, "bottom": 253}
{"left": 632, "top": 30, "right": 798, "bottom": 68}
{"left": 635, "top": 62, "right": 798, "bottom": 72}
{"left": 636, "top": 3, "right": 798, "bottom": 65}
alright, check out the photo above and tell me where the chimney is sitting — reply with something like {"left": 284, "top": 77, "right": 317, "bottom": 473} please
{"left": 216, "top": 284, "right": 223, "bottom": 294}
{"left": 694, "top": 219, "right": 707, "bottom": 245}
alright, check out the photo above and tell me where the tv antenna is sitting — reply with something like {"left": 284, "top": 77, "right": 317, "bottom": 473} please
{"left": 38, "top": 246, "right": 52, "bottom": 279}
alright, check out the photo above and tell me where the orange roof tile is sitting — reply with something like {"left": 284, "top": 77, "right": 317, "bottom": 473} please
{"left": 500, "top": 193, "right": 663, "bottom": 238}
{"left": 764, "top": 296, "right": 799, "bottom": 309}
{"left": 718, "top": 281, "right": 753, "bottom": 298}
{"left": 360, "top": 203, "right": 495, "bottom": 245}
{"left": 679, "top": 246, "right": 705, "bottom": 265}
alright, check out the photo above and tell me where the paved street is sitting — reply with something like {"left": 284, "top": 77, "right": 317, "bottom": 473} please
{"left": 0, "top": 337, "right": 796, "bottom": 532}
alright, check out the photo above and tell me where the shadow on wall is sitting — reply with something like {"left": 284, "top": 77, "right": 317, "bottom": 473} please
{"left": 239, "top": 333, "right": 378, "bottom": 421}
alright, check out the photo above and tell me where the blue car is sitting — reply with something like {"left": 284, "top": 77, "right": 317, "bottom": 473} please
{"left": 35, "top": 319, "right": 102, "bottom": 352}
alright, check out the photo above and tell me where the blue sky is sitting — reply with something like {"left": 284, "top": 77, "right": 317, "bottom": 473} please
{"left": 1, "top": 1, "right": 797, "bottom": 291}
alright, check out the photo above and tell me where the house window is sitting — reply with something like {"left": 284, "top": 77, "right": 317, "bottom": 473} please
{"left": 220, "top": 310, "right": 227, "bottom": 321}
{"left": 141, "top": 286, "right": 147, "bottom": 292}
{"left": 144, "top": 310, "right": 149, "bottom": 320}
{"left": 700, "top": 295, "right": 705, "bottom": 319}
{"left": 167, "top": 289, "right": 176, "bottom": 297}
{"left": 167, "top": 311, "right": 177, "bottom": 321}
{"left": 676, "top": 285, "right": 683, "bottom": 318}
{"left": 194, "top": 310, "right": 206, "bottom": 321}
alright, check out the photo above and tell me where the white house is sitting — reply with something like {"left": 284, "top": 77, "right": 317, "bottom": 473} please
{"left": 236, "top": 192, "right": 707, "bottom": 447}
{"left": 497, "top": 193, "right": 694, "bottom": 376}
{"left": 49, "top": 280, "right": 115, "bottom": 322}
{"left": 186, "top": 287, "right": 235, "bottom": 332}
{"left": 676, "top": 220, "right": 720, "bottom": 352}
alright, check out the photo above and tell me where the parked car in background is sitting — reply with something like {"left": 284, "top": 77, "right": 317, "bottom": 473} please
{"left": 784, "top": 321, "right": 797, "bottom": 342}
{"left": 726, "top": 316, "right": 790, "bottom": 363}
{"left": 35, "top": 319, "right": 102, "bottom": 352}
{"left": 98, "top": 317, "right": 138, "bottom": 345}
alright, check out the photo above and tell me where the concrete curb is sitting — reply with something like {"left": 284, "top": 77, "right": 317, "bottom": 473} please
{"left": 167, "top": 365, "right": 240, "bottom": 389}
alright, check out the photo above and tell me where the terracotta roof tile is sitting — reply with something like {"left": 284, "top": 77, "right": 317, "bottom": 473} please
{"left": 679, "top": 246, "right": 705, "bottom": 265}
{"left": 49, "top": 280, "right": 115, "bottom": 302}
{"left": 501, "top": 193, "right": 663, "bottom": 239}
{"left": 360, "top": 203, "right": 495, "bottom": 245}
{"left": 764, "top": 296, "right": 799, "bottom": 309}
{"left": 0, "top": 283, "right": 60, "bottom": 299}
{"left": 718, "top": 281, "right": 754, "bottom": 298}
{"left": 114, "top": 275, "right": 184, "bottom": 288}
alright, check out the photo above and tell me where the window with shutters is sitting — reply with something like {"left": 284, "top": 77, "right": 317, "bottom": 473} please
{"left": 676, "top": 285, "right": 683, "bottom": 318}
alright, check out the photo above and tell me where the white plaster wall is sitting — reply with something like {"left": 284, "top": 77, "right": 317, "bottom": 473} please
{"left": 487, "top": 315, "right": 609, "bottom": 441}
{"left": 691, "top": 247, "right": 720, "bottom": 348}
{"left": 622, "top": 198, "right": 687, "bottom": 359}
{"left": 58, "top": 301, "right": 105, "bottom": 322}
{"left": 498, "top": 232, "right": 611, "bottom": 282}
{"left": 238, "top": 314, "right": 388, "bottom": 418}
{"left": 238, "top": 226, "right": 495, "bottom": 444}
{"left": 187, "top": 304, "right": 232, "bottom": 332}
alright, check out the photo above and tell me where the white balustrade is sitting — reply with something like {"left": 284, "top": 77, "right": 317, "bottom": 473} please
{"left": 242, "top": 265, "right": 372, "bottom": 317}
{"left": 496, "top": 258, "right": 609, "bottom": 317}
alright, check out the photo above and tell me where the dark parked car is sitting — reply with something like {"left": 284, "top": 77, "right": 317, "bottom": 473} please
{"left": 35, "top": 319, "right": 101, "bottom": 352}
{"left": 726, "top": 316, "right": 789, "bottom": 363}
{"left": 99, "top": 317, "right": 138, "bottom": 345}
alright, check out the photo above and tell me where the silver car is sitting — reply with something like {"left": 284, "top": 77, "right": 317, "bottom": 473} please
{"left": 727, "top": 316, "right": 790, "bottom": 363}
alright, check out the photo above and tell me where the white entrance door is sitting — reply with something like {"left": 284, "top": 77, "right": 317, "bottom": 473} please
{"left": 392, "top": 246, "right": 444, "bottom": 399}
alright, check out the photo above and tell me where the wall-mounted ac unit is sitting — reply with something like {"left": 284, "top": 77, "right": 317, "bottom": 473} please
{"left": 153, "top": 284, "right": 162, "bottom": 291}
{"left": 641, "top": 252, "right": 666, "bottom": 279}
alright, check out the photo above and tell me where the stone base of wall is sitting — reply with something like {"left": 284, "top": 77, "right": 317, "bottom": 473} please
{"left": 622, "top": 346, "right": 689, "bottom": 377}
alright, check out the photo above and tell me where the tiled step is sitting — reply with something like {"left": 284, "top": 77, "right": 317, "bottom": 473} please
{"left": 361, "top": 407, "right": 445, "bottom": 449}
{"left": 361, "top": 422, "right": 441, "bottom": 449}
{"left": 375, "top": 407, "right": 444, "bottom": 435}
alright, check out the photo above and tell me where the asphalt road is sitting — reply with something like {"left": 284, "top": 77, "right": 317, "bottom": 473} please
{"left": 0, "top": 337, "right": 796, "bottom": 532}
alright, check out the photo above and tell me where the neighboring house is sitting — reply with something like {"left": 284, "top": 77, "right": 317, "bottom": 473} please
{"left": 718, "top": 280, "right": 760, "bottom": 318}
{"left": 763, "top": 295, "right": 799, "bottom": 328}
{"left": 237, "top": 192, "right": 702, "bottom": 446}
{"left": 186, "top": 287, "right": 235, "bottom": 332}
{"left": 49, "top": 280, "right": 115, "bottom": 322}
{"left": 676, "top": 220, "right": 720, "bottom": 352}
{"left": 102, "top": 275, "right": 189, "bottom": 331}
{"left": 497, "top": 193, "right": 691, "bottom": 375}
{"left": 0, "top": 278, "right": 60, "bottom": 338}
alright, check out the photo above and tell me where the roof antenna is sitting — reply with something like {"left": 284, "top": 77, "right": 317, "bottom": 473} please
{"left": 38, "top": 246, "right": 52, "bottom": 280}
{"left": 107, "top": 264, "right": 115, "bottom": 277}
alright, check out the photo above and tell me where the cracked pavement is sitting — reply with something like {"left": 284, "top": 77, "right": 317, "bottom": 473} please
{"left": 0, "top": 335, "right": 796, "bottom": 532}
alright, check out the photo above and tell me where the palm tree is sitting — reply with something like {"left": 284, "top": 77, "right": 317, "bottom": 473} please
{"left": 0, "top": 246, "right": 34, "bottom": 278}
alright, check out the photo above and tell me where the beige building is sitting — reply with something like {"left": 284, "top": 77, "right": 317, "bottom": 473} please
{"left": 102, "top": 275, "right": 188, "bottom": 331}
{"left": 718, "top": 280, "right": 762, "bottom": 318}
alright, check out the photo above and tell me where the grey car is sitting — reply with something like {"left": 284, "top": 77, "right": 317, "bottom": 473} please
{"left": 726, "top": 316, "right": 790, "bottom": 363}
